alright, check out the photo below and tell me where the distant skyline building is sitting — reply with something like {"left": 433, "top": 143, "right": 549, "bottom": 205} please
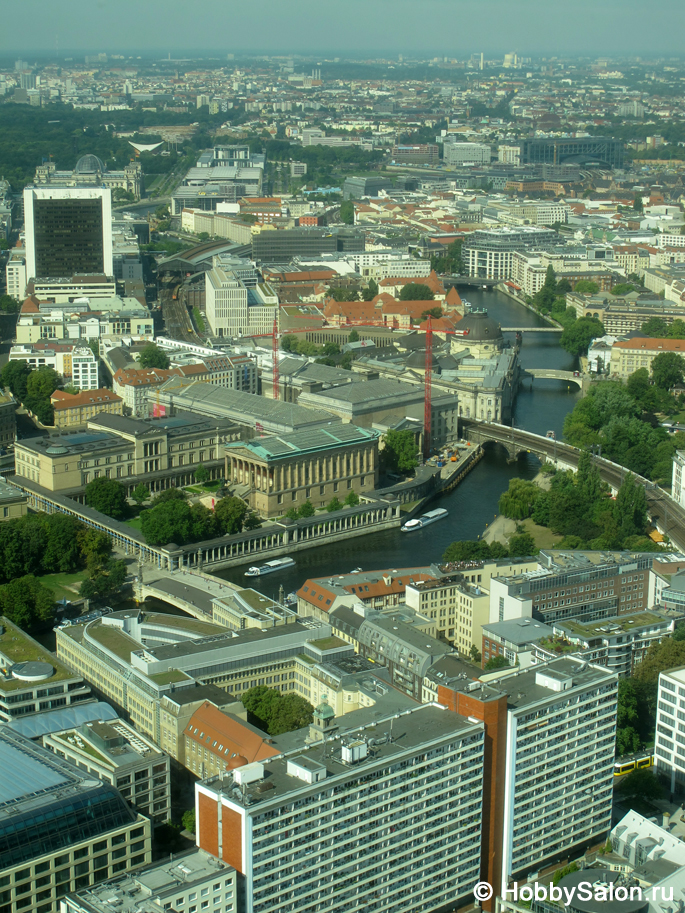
{"left": 33, "top": 155, "right": 142, "bottom": 199}
{"left": 519, "top": 136, "right": 624, "bottom": 169}
{"left": 23, "top": 185, "right": 113, "bottom": 281}
{"left": 443, "top": 142, "right": 491, "bottom": 166}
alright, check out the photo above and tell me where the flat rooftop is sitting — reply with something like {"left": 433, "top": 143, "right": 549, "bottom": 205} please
{"left": 69, "top": 850, "right": 234, "bottom": 912}
{"left": 497, "top": 549, "right": 653, "bottom": 586}
{"left": 63, "top": 611, "right": 229, "bottom": 665}
{"left": 300, "top": 377, "right": 424, "bottom": 407}
{"left": 49, "top": 719, "right": 163, "bottom": 767}
{"left": 482, "top": 618, "right": 555, "bottom": 645}
{"left": 497, "top": 656, "right": 616, "bottom": 709}
{"left": 0, "top": 618, "right": 77, "bottom": 692}
{"left": 157, "top": 380, "right": 338, "bottom": 430}
{"left": 89, "top": 410, "right": 232, "bottom": 438}
{"left": 556, "top": 610, "right": 671, "bottom": 638}
{"left": 202, "top": 704, "right": 480, "bottom": 810}
{"left": 138, "top": 619, "right": 325, "bottom": 664}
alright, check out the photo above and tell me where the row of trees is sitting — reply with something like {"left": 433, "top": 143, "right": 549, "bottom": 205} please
{"left": 642, "top": 316, "right": 685, "bottom": 338}
{"left": 279, "top": 334, "right": 353, "bottom": 370}
{"left": 327, "top": 280, "right": 435, "bottom": 304}
{"left": 283, "top": 491, "right": 359, "bottom": 521}
{"left": 563, "top": 375, "right": 685, "bottom": 483}
{"left": 84, "top": 476, "right": 264, "bottom": 548}
{"left": 442, "top": 532, "right": 538, "bottom": 563}
{"left": 498, "top": 455, "right": 653, "bottom": 550}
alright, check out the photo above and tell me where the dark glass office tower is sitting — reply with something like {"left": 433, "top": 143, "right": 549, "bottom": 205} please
{"left": 33, "top": 197, "right": 105, "bottom": 277}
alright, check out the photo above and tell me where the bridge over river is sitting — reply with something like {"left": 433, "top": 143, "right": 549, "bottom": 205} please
{"left": 523, "top": 368, "right": 584, "bottom": 389}
{"left": 501, "top": 326, "right": 562, "bottom": 333}
{"left": 462, "top": 420, "right": 685, "bottom": 550}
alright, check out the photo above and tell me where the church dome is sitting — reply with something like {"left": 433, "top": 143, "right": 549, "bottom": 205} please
{"left": 406, "top": 349, "right": 439, "bottom": 370}
{"left": 75, "top": 154, "right": 106, "bottom": 174}
{"left": 315, "top": 699, "right": 335, "bottom": 720}
{"left": 456, "top": 309, "right": 503, "bottom": 342}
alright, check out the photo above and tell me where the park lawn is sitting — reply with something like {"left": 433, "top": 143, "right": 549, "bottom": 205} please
{"left": 186, "top": 482, "right": 222, "bottom": 494}
{"left": 40, "top": 570, "right": 88, "bottom": 602}
{"left": 400, "top": 500, "right": 422, "bottom": 514}
{"left": 521, "top": 518, "right": 564, "bottom": 550}
{"left": 124, "top": 516, "right": 144, "bottom": 531}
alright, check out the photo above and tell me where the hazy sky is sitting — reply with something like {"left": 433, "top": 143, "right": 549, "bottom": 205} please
{"left": 2, "top": 0, "right": 685, "bottom": 58}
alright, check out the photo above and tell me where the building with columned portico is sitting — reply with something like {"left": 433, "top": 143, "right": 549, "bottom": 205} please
{"left": 225, "top": 425, "right": 379, "bottom": 517}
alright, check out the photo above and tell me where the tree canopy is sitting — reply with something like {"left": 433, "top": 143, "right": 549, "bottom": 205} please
{"left": 430, "top": 239, "right": 464, "bottom": 275}
{"left": 641, "top": 317, "right": 685, "bottom": 338}
{"left": 214, "top": 495, "right": 249, "bottom": 535}
{"left": 381, "top": 429, "right": 418, "bottom": 474}
{"left": 0, "top": 576, "right": 55, "bottom": 632}
{"left": 0, "top": 361, "right": 31, "bottom": 402}
{"left": 138, "top": 344, "right": 170, "bottom": 370}
{"left": 651, "top": 351, "right": 685, "bottom": 390}
{"left": 399, "top": 283, "right": 434, "bottom": 301}
{"left": 241, "top": 685, "right": 314, "bottom": 735}
{"left": 85, "top": 477, "right": 128, "bottom": 520}
{"left": 495, "top": 457, "right": 651, "bottom": 551}
{"left": 563, "top": 377, "right": 685, "bottom": 484}
{"left": 560, "top": 316, "right": 605, "bottom": 356}
{"left": 339, "top": 200, "right": 354, "bottom": 224}
{"left": 0, "top": 513, "right": 111, "bottom": 589}
{"left": 573, "top": 279, "right": 600, "bottom": 295}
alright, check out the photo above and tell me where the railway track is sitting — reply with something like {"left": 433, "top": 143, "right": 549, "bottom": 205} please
{"left": 464, "top": 420, "right": 685, "bottom": 551}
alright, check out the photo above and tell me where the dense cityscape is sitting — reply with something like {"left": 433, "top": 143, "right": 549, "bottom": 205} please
{"left": 5, "top": 10, "right": 685, "bottom": 913}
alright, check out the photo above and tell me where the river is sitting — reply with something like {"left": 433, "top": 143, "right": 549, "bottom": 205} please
{"left": 36, "top": 289, "right": 580, "bottom": 646}
{"left": 211, "top": 288, "right": 581, "bottom": 596}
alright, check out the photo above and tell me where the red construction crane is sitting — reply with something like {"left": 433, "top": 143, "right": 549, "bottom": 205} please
{"left": 272, "top": 318, "right": 280, "bottom": 401}
{"left": 424, "top": 315, "right": 432, "bottom": 461}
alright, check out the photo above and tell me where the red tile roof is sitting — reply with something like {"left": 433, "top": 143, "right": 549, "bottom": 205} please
{"left": 50, "top": 388, "right": 122, "bottom": 410}
{"left": 185, "top": 702, "right": 279, "bottom": 765}
{"left": 613, "top": 338, "right": 685, "bottom": 352}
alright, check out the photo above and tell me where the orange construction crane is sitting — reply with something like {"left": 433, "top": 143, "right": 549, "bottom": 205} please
{"left": 272, "top": 318, "right": 279, "bottom": 401}
{"left": 424, "top": 316, "right": 432, "bottom": 461}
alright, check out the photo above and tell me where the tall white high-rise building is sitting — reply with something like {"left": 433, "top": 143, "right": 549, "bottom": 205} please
{"left": 23, "top": 185, "right": 113, "bottom": 281}
{"left": 655, "top": 668, "right": 685, "bottom": 792}
{"left": 500, "top": 659, "right": 617, "bottom": 887}
{"left": 196, "top": 704, "right": 485, "bottom": 913}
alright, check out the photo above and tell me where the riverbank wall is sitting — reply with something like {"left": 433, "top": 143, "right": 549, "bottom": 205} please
{"left": 495, "top": 283, "right": 562, "bottom": 329}
{"left": 376, "top": 445, "right": 485, "bottom": 522}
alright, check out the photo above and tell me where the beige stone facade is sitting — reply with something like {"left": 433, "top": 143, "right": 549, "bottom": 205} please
{"left": 51, "top": 388, "right": 123, "bottom": 427}
{"left": 14, "top": 412, "right": 234, "bottom": 498}
{"left": 225, "top": 425, "right": 379, "bottom": 518}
